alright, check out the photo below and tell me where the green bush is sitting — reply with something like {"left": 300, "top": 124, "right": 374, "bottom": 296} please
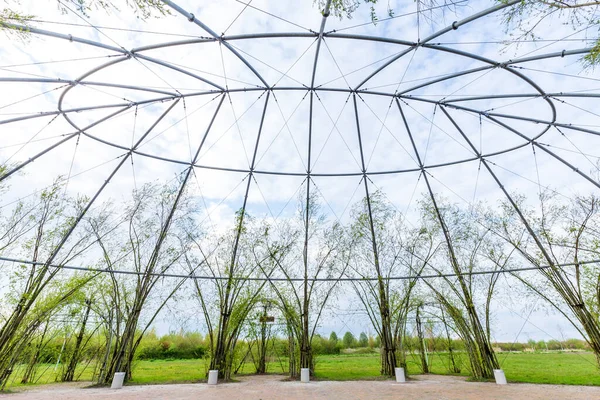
{"left": 312, "top": 335, "right": 342, "bottom": 355}
{"left": 137, "top": 331, "right": 208, "bottom": 360}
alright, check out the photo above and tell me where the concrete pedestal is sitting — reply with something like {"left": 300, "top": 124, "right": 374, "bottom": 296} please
{"left": 493, "top": 369, "right": 507, "bottom": 385}
{"left": 208, "top": 370, "right": 219, "bottom": 385}
{"left": 110, "top": 372, "right": 125, "bottom": 389}
{"left": 395, "top": 367, "right": 406, "bottom": 383}
{"left": 301, "top": 368, "right": 310, "bottom": 383}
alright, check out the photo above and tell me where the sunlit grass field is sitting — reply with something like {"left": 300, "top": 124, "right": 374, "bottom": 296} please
{"left": 4, "top": 352, "right": 599, "bottom": 389}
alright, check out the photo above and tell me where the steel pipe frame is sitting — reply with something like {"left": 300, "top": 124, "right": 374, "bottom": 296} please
{"left": 2, "top": 0, "right": 600, "bottom": 283}
{"left": 1, "top": 93, "right": 595, "bottom": 179}
{"left": 161, "top": 0, "right": 270, "bottom": 88}
{"left": 1, "top": 88, "right": 594, "bottom": 179}
{"left": 301, "top": 0, "right": 332, "bottom": 305}
{"left": 437, "top": 105, "right": 588, "bottom": 306}
{"left": 5, "top": 21, "right": 589, "bottom": 178}
{"left": 1, "top": 255, "right": 596, "bottom": 282}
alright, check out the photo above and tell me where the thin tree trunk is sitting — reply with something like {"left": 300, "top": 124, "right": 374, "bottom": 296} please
{"left": 63, "top": 299, "right": 92, "bottom": 382}
{"left": 416, "top": 306, "right": 429, "bottom": 373}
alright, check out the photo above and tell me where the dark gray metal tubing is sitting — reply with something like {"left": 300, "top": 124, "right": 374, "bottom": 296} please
{"left": 354, "top": 0, "right": 521, "bottom": 90}
{"left": 483, "top": 110, "right": 600, "bottom": 138}
{"left": 355, "top": 47, "right": 416, "bottom": 91}
{"left": 420, "top": 0, "right": 520, "bottom": 43}
{"left": 133, "top": 37, "right": 217, "bottom": 52}
{"left": 4, "top": 16, "right": 595, "bottom": 179}
{"left": 223, "top": 32, "right": 317, "bottom": 41}
{"left": 137, "top": 96, "right": 226, "bottom": 287}
{"left": 433, "top": 100, "right": 600, "bottom": 138}
{"left": 0, "top": 133, "right": 78, "bottom": 182}
{"left": 42, "top": 153, "right": 132, "bottom": 268}
{"left": 36, "top": 98, "right": 186, "bottom": 280}
{"left": 81, "top": 99, "right": 181, "bottom": 159}
{"left": 162, "top": 0, "right": 270, "bottom": 88}
{"left": 1, "top": 22, "right": 126, "bottom": 54}
{"left": 57, "top": 57, "right": 135, "bottom": 146}
{"left": 396, "top": 99, "right": 425, "bottom": 167}
{"left": 507, "top": 48, "right": 592, "bottom": 65}
{"left": 302, "top": 1, "right": 332, "bottom": 296}
{"left": 0, "top": 77, "right": 73, "bottom": 84}
{"left": 484, "top": 115, "right": 600, "bottom": 190}
{"left": 413, "top": 44, "right": 559, "bottom": 128}
{"left": 533, "top": 144, "right": 600, "bottom": 189}
{"left": 438, "top": 105, "right": 575, "bottom": 286}
{"left": 131, "top": 98, "right": 183, "bottom": 149}
{"left": 0, "top": 76, "right": 179, "bottom": 96}
{"left": 0, "top": 102, "right": 135, "bottom": 125}
{"left": 398, "top": 96, "right": 553, "bottom": 142}
{"left": 56, "top": 56, "right": 131, "bottom": 114}
{"left": 78, "top": 80, "right": 179, "bottom": 96}
{"left": 190, "top": 94, "right": 227, "bottom": 163}
{"left": 1, "top": 255, "right": 593, "bottom": 282}
{"left": 397, "top": 65, "right": 493, "bottom": 96}
{"left": 303, "top": 91, "right": 314, "bottom": 292}
{"left": 132, "top": 32, "right": 318, "bottom": 53}
{"left": 134, "top": 53, "right": 226, "bottom": 91}
{"left": 310, "top": 0, "right": 331, "bottom": 89}
{"left": 4, "top": 19, "right": 589, "bottom": 75}
{"left": 0, "top": 106, "right": 130, "bottom": 183}
{"left": 352, "top": 93, "right": 385, "bottom": 293}
{"left": 77, "top": 123, "right": 539, "bottom": 178}
{"left": 442, "top": 92, "right": 600, "bottom": 103}
{"left": 228, "top": 91, "right": 271, "bottom": 277}
{"left": 397, "top": 98, "right": 469, "bottom": 298}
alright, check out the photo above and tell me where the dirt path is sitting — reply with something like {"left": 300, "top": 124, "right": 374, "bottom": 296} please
{"left": 2, "top": 374, "right": 599, "bottom": 399}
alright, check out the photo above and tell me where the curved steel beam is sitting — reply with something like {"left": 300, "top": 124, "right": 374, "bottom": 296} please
{"left": 353, "top": 0, "right": 521, "bottom": 90}
{"left": 438, "top": 105, "right": 588, "bottom": 317}
{"left": 133, "top": 53, "right": 225, "bottom": 91}
{"left": 419, "top": 99, "right": 600, "bottom": 138}
{"left": 485, "top": 114, "right": 600, "bottom": 190}
{"left": 396, "top": 98, "right": 475, "bottom": 314}
{"left": 0, "top": 106, "right": 131, "bottom": 183}
{"left": 227, "top": 91, "right": 271, "bottom": 298}
{"left": 396, "top": 65, "right": 493, "bottom": 96}
{"left": 0, "top": 77, "right": 179, "bottom": 97}
{"left": 1, "top": 23, "right": 126, "bottom": 54}
{"left": 162, "top": 0, "right": 270, "bottom": 88}
{"left": 1, "top": 254, "right": 593, "bottom": 282}
{"left": 310, "top": 0, "right": 331, "bottom": 89}
{"left": 302, "top": 1, "right": 332, "bottom": 312}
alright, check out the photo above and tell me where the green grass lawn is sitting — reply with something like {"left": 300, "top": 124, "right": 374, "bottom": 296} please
{"left": 4, "top": 352, "right": 599, "bottom": 390}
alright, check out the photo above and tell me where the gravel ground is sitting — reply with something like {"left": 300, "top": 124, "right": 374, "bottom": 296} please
{"left": 2, "top": 374, "right": 599, "bottom": 399}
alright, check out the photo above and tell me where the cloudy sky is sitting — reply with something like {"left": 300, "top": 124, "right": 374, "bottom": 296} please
{"left": 1, "top": 0, "right": 600, "bottom": 342}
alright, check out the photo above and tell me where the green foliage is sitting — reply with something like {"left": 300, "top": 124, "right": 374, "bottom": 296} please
{"left": 137, "top": 331, "right": 208, "bottom": 360}
{"left": 329, "top": 331, "right": 339, "bottom": 343}
{"left": 343, "top": 331, "right": 356, "bottom": 348}
{"left": 4, "top": 343, "right": 600, "bottom": 388}
{"left": 312, "top": 335, "right": 342, "bottom": 355}
{"left": 358, "top": 332, "right": 368, "bottom": 348}
{"left": 317, "top": 0, "right": 392, "bottom": 23}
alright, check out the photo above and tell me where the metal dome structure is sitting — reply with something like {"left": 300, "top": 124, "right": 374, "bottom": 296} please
{"left": 1, "top": 0, "right": 600, "bottom": 385}
{"left": 1, "top": 0, "right": 598, "bottom": 273}
{"left": 1, "top": 1, "right": 599, "bottom": 262}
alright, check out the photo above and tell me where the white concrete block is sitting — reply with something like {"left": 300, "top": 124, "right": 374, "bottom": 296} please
{"left": 494, "top": 369, "right": 507, "bottom": 385}
{"left": 395, "top": 367, "right": 406, "bottom": 383}
{"left": 208, "top": 370, "right": 219, "bottom": 385}
{"left": 110, "top": 372, "right": 125, "bottom": 389}
{"left": 301, "top": 368, "right": 310, "bottom": 383}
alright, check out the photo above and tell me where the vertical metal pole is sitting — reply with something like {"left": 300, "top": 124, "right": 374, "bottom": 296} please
{"left": 352, "top": 93, "right": 396, "bottom": 375}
